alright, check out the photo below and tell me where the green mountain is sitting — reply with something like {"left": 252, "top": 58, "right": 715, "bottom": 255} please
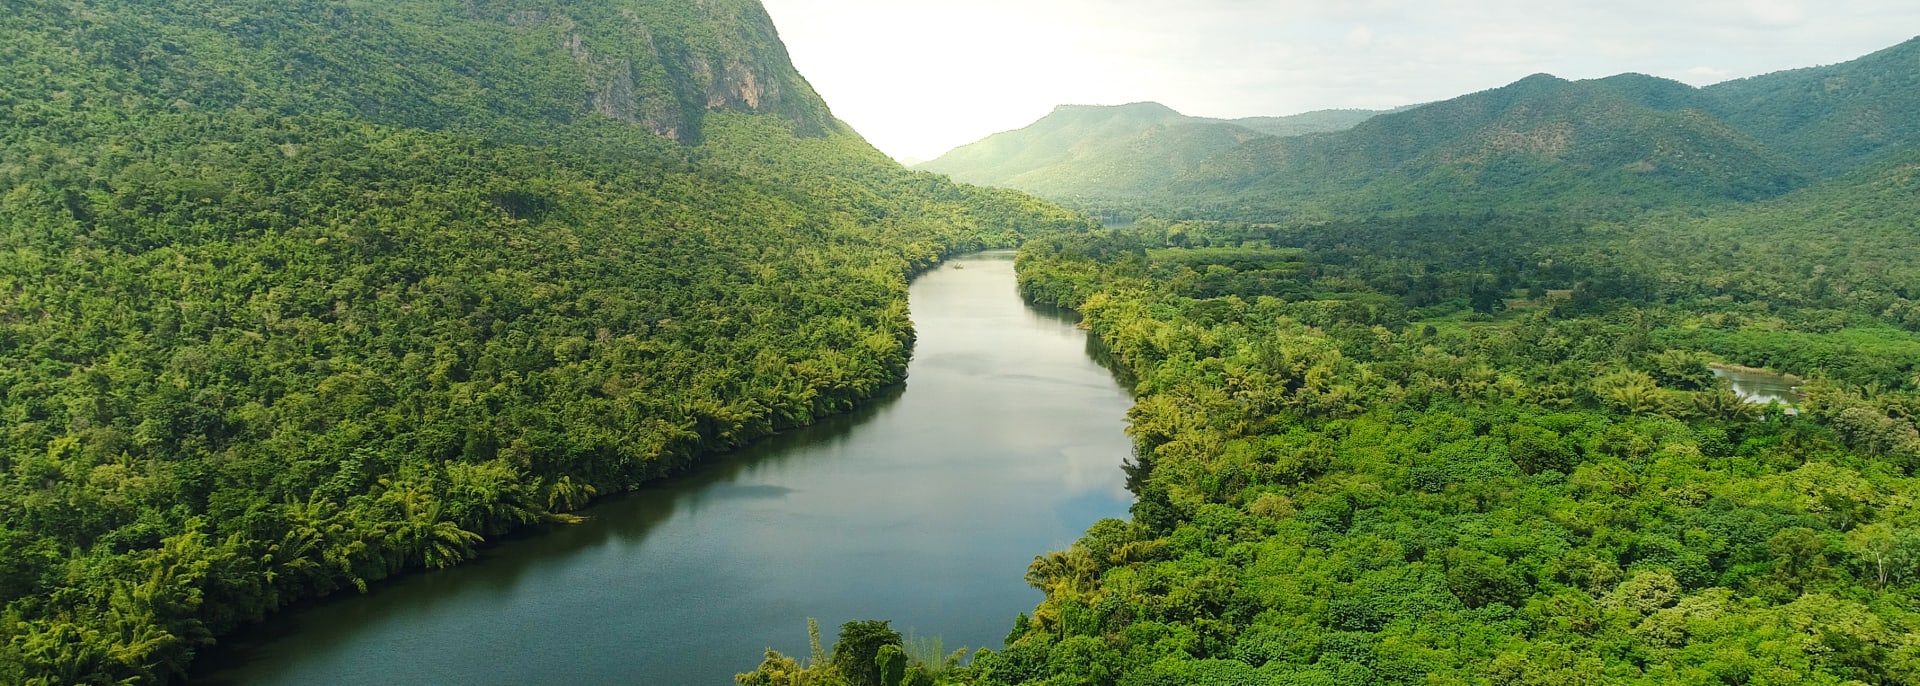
{"left": 1181, "top": 72, "right": 1802, "bottom": 217}
{"left": 914, "top": 102, "right": 1383, "bottom": 199}
{"left": 1233, "top": 108, "right": 1395, "bottom": 138}
{"left": 0, "top": 1, "right": 1086, "bottom": 683}
{"left": 924, "top": 39, "right": 1920, "bottom": 220}
{"left": 1704, "top": 36, "right": 1920, "bottom": 176}
{"left": 0, "top": 0, "right": 841, "bottom": 145}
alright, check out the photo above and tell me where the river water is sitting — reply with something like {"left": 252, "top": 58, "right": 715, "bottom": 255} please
{"left": 1711, "top": 365, "right": 1803, "bottom": 406}
{"left": 191, "top": 251, "right": 1136, "bottom": 685}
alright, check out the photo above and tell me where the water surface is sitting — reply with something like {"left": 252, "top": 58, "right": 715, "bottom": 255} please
{"left": 1711, "top": 365, "right": 1803, "bottom": 407}
{"left": 192, "top": 251, "right": 1136, "bottom": 685}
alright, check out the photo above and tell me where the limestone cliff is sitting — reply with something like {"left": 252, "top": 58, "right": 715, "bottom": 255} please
{"left": 473, "top": 0, "right": 838, "bottom": 142}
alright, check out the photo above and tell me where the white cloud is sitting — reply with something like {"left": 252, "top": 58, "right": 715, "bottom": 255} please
{"left": 1348, "top": 25, "right": 1376, "bottom": 48}
{"left": 1683, "top": 66, "right": 1734, "bottom": 84}
{"left": 1748, "top": 0, "right": 1809, "bottom": 27}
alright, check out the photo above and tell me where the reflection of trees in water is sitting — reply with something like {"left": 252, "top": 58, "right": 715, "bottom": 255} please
{"left": 191, "top": 385, "right": 907, "bottom": 682}
{"left": 1022, "top": 299, "right": 1139, "bottom": 391}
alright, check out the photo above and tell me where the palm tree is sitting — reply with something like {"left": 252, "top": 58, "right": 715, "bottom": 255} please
{"left": 376, "top": 479, "right": 483, "bottom": 570}
{"left": 546, "top": 475, "right": 597, "bottom": 513}
{"left": 1605, "top": 383, "right": 1664, "bottom": 416}
{"left": 1693, "top": 387, "right": 1761, "bottom": 422}
{"left": 1024, "top": 546, "right": 1099, "bottom": 596}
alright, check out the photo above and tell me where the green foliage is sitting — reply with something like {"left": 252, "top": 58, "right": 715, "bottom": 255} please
{"left": 1706, "top": 37, "right": 1920, "bottom": 176}
{"left": 831, "top": 621, "right": 905, "bottom": 686}
{"left": 878, "top": 644, "right": 907, "bottom": 686}
{"left": 918, "top": 201, "right": 1920, "bottom": 684}
{"left": 0, "top": 0, "right": 1095, "bottom": 683}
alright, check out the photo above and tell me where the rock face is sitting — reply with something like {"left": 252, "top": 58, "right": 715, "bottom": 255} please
{"left": 494, "top": 0, "right": 835, "bottom": 142}
{"left": 562, "top": 27, "right": 684, "bottom": 139}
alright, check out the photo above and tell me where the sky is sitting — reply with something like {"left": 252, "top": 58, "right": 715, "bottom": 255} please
{"left": 758, "top": 0, "right": 1920, "bottom": 162}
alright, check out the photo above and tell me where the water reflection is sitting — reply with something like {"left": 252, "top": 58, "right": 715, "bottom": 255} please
{"left": 1711, "top": 365, "right": 1804, "bottom": 407}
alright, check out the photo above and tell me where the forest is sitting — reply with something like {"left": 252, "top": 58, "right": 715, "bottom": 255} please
{"left": 0, "top": 0, "right": 1091, "bottom": 682}
{"left": 738, "top": 125, "right": 1920, "bottom": 686}
{"left": 6, "top": 0, "right": 1920, "bottom": 683}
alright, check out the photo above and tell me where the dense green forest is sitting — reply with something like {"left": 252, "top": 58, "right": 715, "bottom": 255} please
{"left": 0, "top": 0, "right": 1090, "bottom": 683}
{"left": 743, "top": 40, "right": 1920, "bottom": 681}
{"left": 9, "top": 0, "right": 1920, "bottom": 683}
{"left": 742, "top": 151, "right": 1920, "bottom": 683}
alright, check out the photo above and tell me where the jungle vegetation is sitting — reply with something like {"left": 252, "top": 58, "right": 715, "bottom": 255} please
{"left": 0, "top": 0, "right": 1089, "bottom": 682}
{"left": 742, "top": 62, "right": 1920, "bottom": 686}
{"left": 743, "top": 152, "right": 1920, "bottom": 685}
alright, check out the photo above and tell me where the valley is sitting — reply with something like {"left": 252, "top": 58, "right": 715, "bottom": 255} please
{"left": 1, "top": 1, "right": 1918, "bottom": 685}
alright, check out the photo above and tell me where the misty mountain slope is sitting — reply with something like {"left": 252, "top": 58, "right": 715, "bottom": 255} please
{"left": 0, "top": 1, "right": 1091, "bottom": 683}
{"left": 1705, "top": 36, "right": 1920, "bottom": 176}
{"left": 916, "top": 102, "right": 1210, "bottom": 187}
{"left": 915, "top": 102, "right": 1386, "bottom": 197}
{"left": 1233, "top": 108, "right": 1391, "bottom": 137}
{"left": 1171, "top": 72, "right": 1801, "bottom": 216}
{"left": 922, "top": 38, "right": 1920, "bottom": 220}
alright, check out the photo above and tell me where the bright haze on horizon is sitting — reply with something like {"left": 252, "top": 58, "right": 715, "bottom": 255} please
{"left": 760, "top": 0, "right": 1920, "bottom": 162}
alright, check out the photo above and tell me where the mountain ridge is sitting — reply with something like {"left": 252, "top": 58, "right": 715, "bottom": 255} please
{"left": 922, "top": 36, "right": 1919, "bottom": 219}
{"left": 914, "top": 101, "right": 1387, "bottom": 199}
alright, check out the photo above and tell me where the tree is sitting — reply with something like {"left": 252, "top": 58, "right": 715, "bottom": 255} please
{"left": 830, "top": 621, "right": 903, "bottom": 686}
{"left": 876, "top": 644, "right": 905, "bottom": 686}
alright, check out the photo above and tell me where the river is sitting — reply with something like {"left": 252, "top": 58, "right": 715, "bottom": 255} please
{"left": 190, "top": 251, "right": 1137, "bottom": 685}
{"left": 1711, "top": 365, "right": 1803, "bottom": 407}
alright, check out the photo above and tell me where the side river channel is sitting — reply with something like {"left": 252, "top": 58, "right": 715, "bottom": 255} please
{"left": 191, "top": 251, "right": 1138, "bottom": 685}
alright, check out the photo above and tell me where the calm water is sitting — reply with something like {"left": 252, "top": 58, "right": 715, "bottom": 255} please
{"left": 191, "top": 252, "right": 1136, "bottom": 685}
{"left": 1712, "top": 365, "right": 1803, "bottom": 406}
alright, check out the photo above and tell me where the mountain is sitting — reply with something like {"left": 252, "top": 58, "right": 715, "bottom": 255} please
{"left": 915, "top": 102, "right": 1385, "bottom": 198}
{"left": 0, "top": 0, "right": 841, "bottom": 145}
{"left": 0, "top": 1, "right": 1088, "bottom": 683}
{"left": 1233, "top": 108, "right": 1397, "bottom": 137}
{"left": 1179, "top": 72, "right": 1802, "bottom": 217}
{"left": 922, "top": 38, "right": 1920, "bottom": 220}
{"left": 1704, "top": 36, "right": 1920, "bottom": 176}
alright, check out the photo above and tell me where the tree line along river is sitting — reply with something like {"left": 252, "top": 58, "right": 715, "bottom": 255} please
{"left": 190, "top": 251, "right": 1138, "bottom": 685}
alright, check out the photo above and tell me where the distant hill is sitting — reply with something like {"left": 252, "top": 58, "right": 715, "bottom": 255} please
{"left": 1703, "top": 36, "right": 1920, "bottom": 176}
{"left": 922, "top": 37, "right": 1920, "bottom": 219}
{"left": 914, "top": 102, "right": 1386, "bottom": 198}
{"left": 1179, "top": 73, "right": 1802, "bottom": 217}
{"left": 1232, "top": 108, "right": 1395, "bottom": 137}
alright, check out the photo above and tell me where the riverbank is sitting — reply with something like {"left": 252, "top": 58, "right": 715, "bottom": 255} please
{"left": 191, "top": 252, "right": 1137, "bottom": 685}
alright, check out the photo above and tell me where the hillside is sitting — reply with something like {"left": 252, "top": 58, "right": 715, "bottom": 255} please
{"left": 914, "top": 103, "right": 1383, "bottom": 198}
{"left": 0, "top": 1, "right": 1088, "bottom": 683}
{"left": 922, "top": 39, "right": 1920, "bottom": 220}
{"left": 1184, "top": 73, "right": 1803, "bottom": 217}
{"left": 1704, "top": 36, "right": 1920, "bottom": 176}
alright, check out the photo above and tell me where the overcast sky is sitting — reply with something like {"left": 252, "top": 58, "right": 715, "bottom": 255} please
{"left": 759, "top": 0, "right": 1919, "bottom": 162}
